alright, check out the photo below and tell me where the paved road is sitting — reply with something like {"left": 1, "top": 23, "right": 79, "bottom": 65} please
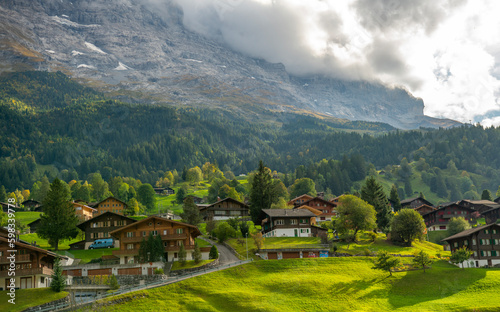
{"left": 199, "top": 237, "right": 240, "bottom": 264}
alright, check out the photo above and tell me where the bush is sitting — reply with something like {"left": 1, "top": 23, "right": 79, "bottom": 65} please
{"left": 154, "top": 268, "right": 164, "bottom": 275}
{"left": 209, "top": 245, "right": 219, "bottom": 260}
{"left": 363, "top": 248, "right": 372, "bottom": 256}
{"left": 107, "top": 274, "right": 120, "bottom": 290}
{"left": 367, "top": 232, "right": 377, "bottom": 242}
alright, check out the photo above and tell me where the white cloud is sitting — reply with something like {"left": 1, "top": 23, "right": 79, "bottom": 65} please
{"left": 172, "top": 0, "right": 500, "bottom": 125}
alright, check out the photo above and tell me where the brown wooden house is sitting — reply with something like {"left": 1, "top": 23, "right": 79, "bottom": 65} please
{"left": 287, "top": 194, "right": 314, "bottom": 207}
{"left": 482, "top": 207, "right": 500, "bottom": 224}
{"left": 91, "top": 197, "right": 128, "bottom": 215}
{"left": 198, "top": 197, "right": 249, "bottom": 221}
{"left": 442, "top": 223, "right": 500, "bottom": 268}
{"left": 77, "top": 212, "right": 137, "bottom": 249}
{"left": 458, "top": 199, "right": 500, "bottom": 214}
{"left": 299, "top": 197, "right": 337, "bottom": 221}
{"left": 110, "top": 216, "right": 202, "bottom": 264}
{"left": 261, "top": 209, "right": 327, "bottom": 238}
{"left": 0, "top": 237, "right": 66, "bottom": 290}
{"left": 423, "top": 203, "right": 476, "bottom": 231}
{"left": 400, "top": 196, "right": 434, "bottom": 209}
{"left": 414, "top": 204, "right": 436, "bottom": 216}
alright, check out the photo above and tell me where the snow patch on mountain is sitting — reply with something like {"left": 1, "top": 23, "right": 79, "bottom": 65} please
{"left": 84, "top": 42, "right": 107, "bottom": 55}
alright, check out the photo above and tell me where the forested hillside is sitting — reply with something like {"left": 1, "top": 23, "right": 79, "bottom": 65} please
{"left": 1, "top": 71, "right": 500, "bottom": 203}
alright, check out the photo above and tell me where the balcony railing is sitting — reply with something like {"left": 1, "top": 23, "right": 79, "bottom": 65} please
{"left": 112, "top": 249, "right": 139, "bottom": 256}
{"left": 0, "top": 254, "right": 31, "bottom": 264}
{"left": 120, "top": 233, "right": 187, "bottom": 242}
{"left": 0, "top": 266, "right": 53, "bottom": 277}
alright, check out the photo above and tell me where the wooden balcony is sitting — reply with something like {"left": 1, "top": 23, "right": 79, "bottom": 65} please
{"left": 164, "top": 245, "right": 195, "bottom": 252}
{"left": 120, "top": 233, "right": 187, "bottom": 243}
{"left": 0, "top": 254, "right": 31, "bottom": 264}
{"left": 112, "top": 249, "right": 139, "bottom": 256}
{"left": 0, "top": 266, "right": 53, "bottom": 277}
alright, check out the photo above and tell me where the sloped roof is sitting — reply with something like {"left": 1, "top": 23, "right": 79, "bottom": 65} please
{"left": 262, "top": 209, "right": 316, "bottom": 218}
{"left": 199, "top": 197, "right": 249, "bottom": 211}
{"left": 302, "top": 196, "right": 337, "bottom": 207}
{"left": 287, "top": 194, "right": 314, "bottom": 205}
{"left": 295, "top": 205, "right": 323, "bottom": 216}
{"left": 90, "top": 196, "right": 128, "bottom": 208}
{"left": 109, "top": 215, "right": 201, "bottom": 237}
{"left": 0, "top": 236, "right": 67, "bottom": 259}
{"left": 400, "top": 196, "right": 434, "bottom": 206}
{"left": 441, "top": 223, "right": 499, "bottom": 242}
{"left": 422, "top": 204, "right": 476, "bottom": 217}
{"left": 77, "top": 211, "right": 137, "bottom": 230}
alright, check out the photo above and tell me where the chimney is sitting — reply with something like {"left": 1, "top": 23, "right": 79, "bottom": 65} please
{"left": 317, "top": 192, "right": 325, "bottom": 199}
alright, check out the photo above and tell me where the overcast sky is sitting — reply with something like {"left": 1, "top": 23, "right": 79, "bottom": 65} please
{"left": 173, "top": 0, "right": 500, "bottom": 126}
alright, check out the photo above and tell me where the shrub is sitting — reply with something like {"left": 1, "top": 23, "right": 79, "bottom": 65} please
{"left": 209, "top": 245, "right": 219, "bottom": 260}
{"left": 367, "top": 232, "right": 377, "bottom": 242}
{"left": 154, "top": 268, "right": 164, "bottom": 275}
{"left": 107, "top": 274, "right": 120, "bottom": 290}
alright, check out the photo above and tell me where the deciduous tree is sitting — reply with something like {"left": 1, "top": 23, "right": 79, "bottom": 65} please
{"left": 412, "top": 250, "right": 432, "bottom": 273}
{"left": 137, "top": 183, "right": 156, "bottom": 211}
{"left": 289, "top": 178, "right": 317, "bottom": 199}
{"left": 336, "top": 195, "right": 377, "bottom": 240}
{"left": 373, "top": 250, "right": 400, "bottom": 276}
{"left": 390, "top": 209, "right": 425, "bottom": 247}
{"left": 450, "top": 247, "right": 473, "bottom": 269}
{"left": 447, "top": 217, "right": 471, "bottom": 237}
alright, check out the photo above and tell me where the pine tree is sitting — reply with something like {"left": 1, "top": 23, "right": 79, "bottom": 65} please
{"left": 361, "top": 176, "right": 392, "bottom": 233}
{"left": 50, "top": 258, "right": 66, "bottom": 292}
{"left": 250, "top": 161, "right": 273, "bottom": 224}
{"left": 0, "top": 185, "right": 6, "bottom": 202}
{"left": 193, "top": 241, "right": 202, "bottom": 264}
{"left": 389, "top": 184, "right": 401, "bottom": 211}
{"left": 178, "top": 243, "right": 187, "bottom": 266}
{"left": 209, "top": 245, "right": 219, "bottom": 259}
{"left": 180, "top": 196, "right": 202, "bottom": 225}
{"left": 481, "top": 189, "right": 493, "bottom": 201}
{"left": 38, "top": 178, "right": 79, "bottom": 251}
{"left": 138, "top": 237, "right": 148, "bottom": 263}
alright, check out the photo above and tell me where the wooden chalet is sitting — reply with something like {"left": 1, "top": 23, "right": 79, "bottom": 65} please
{"left": 153, "top": 187, "right": 175, "bottom": 195}
{"left": 198, "top": 197, "right": 249, "bottom": 221}
{"left": 458, "top": 199, "right": 500, "bottom": 214}
{"left": 414, "top": 204, "right": 436, "bottom": 216}
{"left": 27, "top": 219, "right": 42, "bottom": 234}
{"left": 482, "top": 207, "right": 500, "bottom": 224}
{"left": 295, "top": 205, "right": 323, "bottom": 222}
{"left": 21, "top": 199, "right": 41, "bottom": 211}
{"left": 73, "top": 201, "right": 97, "bottom": 221}
{"left": 77, "top": 211, "right": 137, "bottom": 249}
{"left": 261, "top": 209, "right": 327, "bottom": 238}
{"left": 0, "top": 202, "right": 21, "bottom": 213}
{"left": 110, "top": 216, "right": 203, "bottom": 264}
{"left": 91, "top": 196, "right": 128, "bottom": 215}
{"left": 287, "top": 194, "right": 314, "bottom": 207}
{"left": 423, "top": 203, "right": 476, "bottom": 231}
{"left": 400, "top": 196, "right": 434, "bottom": 209}
{"left": 299, "top": 197, "right": 337, "bottom": 221}
{"left": 0, "top": 236, "right": 67, "bottom": 290}
{"left": 442, "top": 223, "right": 500, "bottom": 268}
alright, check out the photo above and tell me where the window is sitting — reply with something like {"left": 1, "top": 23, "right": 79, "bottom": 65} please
{"left": 290, "top": 219, "right": 297, "bottom": 225}
{"left": 163, "top": 230, "right": 167, "bottom": 235}
{"left": 126, "top": 232, "right": 134, "bottom": 238}
{"left": 177, "top": 240, "right": 183, "bottom": 246}
{"left": 494, "top": 229, "right": 498, "bottom": 234}
{"left": 474, "top": 251, "right": 478, "bottom": 257}
{"left": 176, "top": 228, "right": 183, "bottom": 234}
{"left": 274, "top": 220, "right": 284, "bottom": 225}
{"left": 300, "top": 229, "right": 310, "bottom": 233}
{"left": 127, "top": 244, "right": 134, "bottom": 250}
{"left": 148, "top": 222, "right": 153, "bottom": 226}
{"left": 491, "top": 239, "right": 495, "bottom": 245}
{"left": 151, "top": 230, "right": 158, "bottom": 236}
{"left": 492, "top": 250, "right": 497, "bottom": 257}
{"left": 142, "top": 231, "right": 147, "bottom": 237}
{"left": 464, "top": 240, "right": 468, "bottom": 246}
{"left": 453, "top": 242, "right": 458, "bottom": 248}
{"left": 300, "top": 219, "right": 308, "bottom": 224}
{"left": 472, "top": 239, "right": 476, "bottom": 245}
{"left": 485, "top": 229, "right": 489, "bottom": 234}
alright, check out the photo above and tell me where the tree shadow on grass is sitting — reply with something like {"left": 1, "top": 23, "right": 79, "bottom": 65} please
{"left": 387, "top": 265, "right": 486, "bottom": 309}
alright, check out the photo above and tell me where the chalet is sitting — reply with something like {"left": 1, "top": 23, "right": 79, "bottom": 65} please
{"left": 458, "top": 199, "right": 500, "bottom": 214}
{"left": 91, "top": 197, "right": 128, "bottom": 215}
{"left": 28, "top": 219, "right": 42, "bottom": 234}
{"left": 400, "top": 196, "right": 434, "bottom": 209}
{"left": 0, "top": 236, "right": 67, "bottom": 290}
{"left": 442, "top": 223, "right": 500, "bottom": 268}
{"left": 198, "top": 197, "right": 250, "bottom": 221}
{"left": 190, "top": 196, "right": 205, "bottom": 204}
{"left": 414, "top": 204, "right": 436, "bottom": 216}
{"left": 295, "top": 205, "right": 323, "bottom": 222}
{"left": 77, "top": 212, "right": 137, "bottom": 249}
{"left": 261, "top": 209, "right": 327, "bottom": 238}
{"left": 299, "top": 197, "right": 337, "bottom": 221}
{"left": 110, "top": 216, "right": 204, "bottom": 264}
{"left": 153, "top": 187, "right": 175, "bottom": 195}
{"left": 423, "top": 203, "right": 476, "bottom": 231}
{"left": 155, "top": 212, "right": 180, "bottom": 220}
{"left": 21, "top": 199, "right": 41, "bottom": 211}
{"left": 482, "top": 207, "right": 500, "bottom": 224}
{"left": 288, "top": 194, "right": 314, "bottom": 207}
{"left": 1, "top": 202, "right": 21, "bottom": 213}
{"left": 73, "top": 201, "right": 97, "bottom": 221}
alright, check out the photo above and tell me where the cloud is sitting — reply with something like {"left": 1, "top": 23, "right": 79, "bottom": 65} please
{"left": 168, "top": 0, "right": 500, "bottom": 125}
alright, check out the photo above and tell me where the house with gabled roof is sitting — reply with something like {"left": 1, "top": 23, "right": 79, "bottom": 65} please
{"left": 458, "top": 199, "right": 500, "bottom": 214}
{"left": 76, "top": 211, "right": 137, "bottom": 249}
{"left": 442, "top": 223, "right": 500, "bottom": 268}
{"left": 91, "top": 196, "right": 128, "bottom": 215}
{"left": 423, "top": 203, "right": 476, "bottom": 231}
{"left": 414, "top": 204, "right": 436, "bottom": 216}
{"left": 300, "top": 197, "right": 337, "bottom": 221}
{"left": 0, "top": 236, "right": 67, "bottom": 290}
{"left": 73, "top": 201, "right": 97, "bottom": 221}
{"left": 287, "top": 194, "right": 314, "bottom": 207}
{"left": 198, "top": 197, "right": 249, "bottom": 221}
{"left": 261, "top": 209, "right": 327, "bottom": 238}
{"left": 401, "top": 196, "right": 434, "bottom": 209}
{"left": 110, "top": 216, "right": 205, "bottom": 264}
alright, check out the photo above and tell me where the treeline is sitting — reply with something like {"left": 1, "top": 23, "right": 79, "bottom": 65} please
{"left": 2, "top": 71, "right": 500, "bottom": 197}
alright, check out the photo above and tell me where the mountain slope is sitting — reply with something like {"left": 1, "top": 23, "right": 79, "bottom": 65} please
{"left": 0, "top": 0, "right": 459, "bottom": 129}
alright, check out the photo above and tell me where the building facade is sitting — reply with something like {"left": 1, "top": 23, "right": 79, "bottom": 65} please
{"left": 261, "top": 209, "right": 326, "bottom": 238}
{"left": 92, "top": 197, "right": 128, "bottom": 215}
{"left": 77, "top": 212, "right": 137, "bottom": 249}
{"left": 423, "top": 203, "right": 476, "bottom": 231}
{"left": 198, "top": 197, "right": 249, "bottom": 221}
{"left": 73, "top": 202, "right": 97, "bottom": 221}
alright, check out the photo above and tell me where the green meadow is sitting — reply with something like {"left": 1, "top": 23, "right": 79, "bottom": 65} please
{"left": 0, "top": 288, "right": 68, "bottom": 312}
{"left": 97, "top": 258, "right": 500, "bottom": 312}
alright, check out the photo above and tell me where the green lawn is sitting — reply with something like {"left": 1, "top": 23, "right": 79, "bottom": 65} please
{"left": 171, "top": 259, "right": 215, "bottom": 271}
{"left": 195, "top": 238, "right": 211, "bottom": 248}
{"left": 98, "top": 258, "right": 500, "bottom": 311}
{"left": 15, "top": 211, "right": 41, "bottom": 226}
{"left": 19, "top": 233, "right": 81, "bottom": 250}
{"left": 56, "top": 248, "right": 118, "bottom": 264}
{"left": 0, "top": 288, "right": 68, "bottom": 312}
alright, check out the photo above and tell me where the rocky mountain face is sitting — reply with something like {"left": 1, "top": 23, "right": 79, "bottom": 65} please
{"left": 0, "top": 0, "right": 459, "bottom": 129}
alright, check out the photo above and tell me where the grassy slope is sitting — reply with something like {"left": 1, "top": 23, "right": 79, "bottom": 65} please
{"left": 16, "top": 211, "right": 41, "bottom": 226}
{"left": 171, "top": 259, "right": 215, "bottom": 271}
{"left": 19, "top": 233, "right": 81, "bottom": 250}
{"left": 99, "top": 258, "right": 500, "bottom": 312}
{"left": 0, "top": 289, "right": 68, "bottom": 312}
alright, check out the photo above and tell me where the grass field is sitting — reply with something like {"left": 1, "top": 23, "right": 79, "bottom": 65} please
{"left": 97, "top": 258, "right": 500, "bottom": 311}
{"left": 15, "top": 211, "right": 41, "bottom": 226}
{"left": 0, "top": 288, "right": 68, "bottom": 312}
{"left": 171, "top": 259, "right": 215, "bottom": 271}
{"left": 56, "top": 248, "right": 118, "bottom": 264}
{"left": 19, "top": 233, "right": 81, "bottom": 250}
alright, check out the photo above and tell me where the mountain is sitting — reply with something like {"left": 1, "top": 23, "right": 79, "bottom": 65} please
{"left": 0, "top": 0, "right": 459, "bottom": 129}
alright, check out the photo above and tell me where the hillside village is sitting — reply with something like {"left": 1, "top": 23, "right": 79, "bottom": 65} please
{"left": 2, "top": 160, "right": 500, "bottom": 311}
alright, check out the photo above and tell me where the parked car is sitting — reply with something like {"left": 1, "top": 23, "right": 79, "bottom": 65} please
{"left": 88, "top": 238, "right": 114, "bottom": 249}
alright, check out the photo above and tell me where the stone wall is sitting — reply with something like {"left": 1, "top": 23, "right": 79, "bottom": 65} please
{"left": 169, "top": 259, "right": 219, "bottom": 276}
{"left": 71, "top": 274, "right": 165, "bottom": 287}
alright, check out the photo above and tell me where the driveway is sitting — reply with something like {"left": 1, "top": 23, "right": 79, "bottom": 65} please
{"left": 199, "top": 237, "right": 240, "bottom": 264}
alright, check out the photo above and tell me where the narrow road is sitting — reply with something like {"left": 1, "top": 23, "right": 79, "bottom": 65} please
{"left": 199, "top": 237, "right": 240, "bottom": 264}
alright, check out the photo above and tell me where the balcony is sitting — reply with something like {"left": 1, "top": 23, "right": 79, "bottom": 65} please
{"left": 0, "top": 266, "right": 53, "bottom": 278}
{"left": 0, "top": 254, "right": 31, "bottom": 264}
{"left": 120, "top": 233, "right": 188, "bottom": 243}
{"left": 164, "top": 245, "right": 195, "bottom": 252}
